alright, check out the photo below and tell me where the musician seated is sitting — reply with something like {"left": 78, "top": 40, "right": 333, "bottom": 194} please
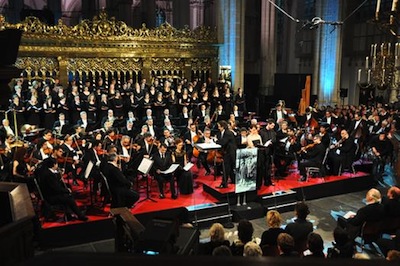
{"left": 101, "top": 153, "right": 139, "bottom": 208}
{"left": 101, "top": 109, "right": 116, "bottom": 131}
{"left": 159, "top": 128, "right": 176, "bottom": 148}
{"left": 152, "top": 143, "right": 177, "bottom": 199}
{"left": 146, "top": 119, "right": 158, "bottom": 138}
{"left": 163, "top": 118, "right": 179, "bottom": 137}
{"left": 184, "top": 123, "right": 198, "bottom": 162}
{"left": 298, "top": 135, "right": 326, "bottom": 182}
{"left": 370, "top": 132, "right": 393, "bottom": 182}
{"left": 77, "top": 111, "right": 94, "bottom": 133}
{"left": 326, "top": 129, "right": 356, "bottom": 175}
{"left": 53, "top": 112, "right": 70, "bottom": 136}
{"left": 274, "top": 126, "right": 300, "bottom": 178}
{"left": 0, "top": 119, "right": 15, "bottom": 143}
{"left": 121, "top": 120, "right": 136, "bottom": 138}
{"left": 196, "top": 128, "right": 213, "bottom": 175}
{"left": 34, "top": 139, "right": 51, "bottom": 161}
{"left": 61, "top": 134, "right": 83, "bottom": 186}
{"left": 12, "top": 146, "right": 36, "bottom": 195}
{"left": 142, "top": 108, "right": 155, "bottom": 122}
{"left": 39, "top": 158, "right": 88, "bottom": 221}
{"left": 318, "top": 123, "right": 331, "bottom": 148}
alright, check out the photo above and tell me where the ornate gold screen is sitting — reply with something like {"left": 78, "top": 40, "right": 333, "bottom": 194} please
{"left": 0, "top": 11, "right": 218, "bottom": 86}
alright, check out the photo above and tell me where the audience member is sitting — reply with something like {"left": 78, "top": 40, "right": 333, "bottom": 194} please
{"left": 243, "top": 242, "right": 263, "bottom": 257}
{"left": 230, "top": 219, "right": 255, "bottom": 256}
{"left": 285, "top": 202, "right": 313, "bottom": 254}
{"left": 259, "top": 210, "right": 284, "bottom": 256}
{"left": 277, "top": 233, "right": 299, "bottom": 257}
{"left": 303, "top": 232, "right": 325, "bottom": 258}
{"left": 326, "top": 226, "right": 355, "bottom": 259}
{"left": 212, "top": 245, "right": 232, "bottom": 256}
{"left": 198, "top": 223, "right": 230, "bottom": 255}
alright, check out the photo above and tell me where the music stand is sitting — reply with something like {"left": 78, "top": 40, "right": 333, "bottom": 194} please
{"left": 83, "top": 161, "right": 95, "bottom": 206}
{"left": 194, "top": 143, "right": 222, "bottom": 181}
{"left": 137, "top": 157, "right": 156, "bottom": 203}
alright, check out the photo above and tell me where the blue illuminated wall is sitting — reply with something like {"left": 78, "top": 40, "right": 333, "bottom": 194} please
{"left": 319, "top": 0, "right": 340, "bottom": 103}
{"left": 219, "top": 0, "right": 236, "bottom": 86}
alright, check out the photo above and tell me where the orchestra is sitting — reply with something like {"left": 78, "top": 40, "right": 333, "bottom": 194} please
{"left": 2, "top": 75, "right": 398, "bottom": 223}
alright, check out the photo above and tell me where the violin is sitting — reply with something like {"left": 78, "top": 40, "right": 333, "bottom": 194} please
{"left": 297, "top": 143, "right": 316, "bottom": 154}
{"left": 57, "top": 156, "right": 75, "bottom": 164}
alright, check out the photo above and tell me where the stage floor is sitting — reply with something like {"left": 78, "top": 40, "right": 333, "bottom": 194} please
{"left": 40, "top": 162, "right": 373, "bottom": 230}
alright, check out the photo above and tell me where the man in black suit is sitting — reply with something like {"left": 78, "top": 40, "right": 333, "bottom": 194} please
{"left": 39, "top": 158, "right": 88, "bottom": 221}
{"left": 152, "top": 143, "right": 177, "bottom": 199}
{"left": 76, "top": 111, "right": 94, "bottom": 133}
{"left": 269, "top": 103, "right": 287, "bottom": 128}
{"left": 337, "top": 188, "right": 385, "bottom": 240}
{"left": 297, "top": 134, "right": 327, "bottom": 181}
{"left": 258, "top": 119, "right": 276, "bottom": 187}
{"left": 216, "top": 120, "right": 237, "bottom": 188}
{"left": 102, "top": 153, "right": 139, "bottom": 208}
{"left": 326, "top": 129, "right": 356, "bottom": 175}
{"left": 370, "top": 132, "right": 393, "bottom": 182}
{"left": 53, "top": 113, "right": 70, "bottom": 136}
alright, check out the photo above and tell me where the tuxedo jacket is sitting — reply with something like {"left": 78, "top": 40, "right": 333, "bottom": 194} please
{"left": 102, "top": 162, "right": 131, "bottom": 191}
{"left": 216, "top": 129, "right": 237, "bottom": 160}
{"left": 152, "top": 151, "right": 173, "bottom": 175}
{"left": 53, "top": 120, "right": 70, "bottom": 135}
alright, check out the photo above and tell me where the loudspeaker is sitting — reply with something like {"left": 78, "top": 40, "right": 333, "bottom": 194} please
{"left": 340, "top": 88, "right": 348, "bottom": 98}
{"left": 138, "top": 218, "right": 178, "bottom": 254}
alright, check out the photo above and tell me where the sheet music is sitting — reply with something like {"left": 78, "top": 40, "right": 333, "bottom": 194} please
{"left": 84, "top": 161, "right": 94, "bottom": 179}
{"left": 194, "top": 142, "right": 222, "bottom": 151}
{"left": 183, "top": 162, "right": 194, "bottom": 171}
{"left": 263, "top": 139, "right": 273, "bottom": 147}
{"left": 159, "top": 164, "right": 180, "bottom": 174}
{"left": 343, "top": 211, "right": 356, "bottom": 219}
{"left": 138, "top": 157, "right": 154, "bottom": 174}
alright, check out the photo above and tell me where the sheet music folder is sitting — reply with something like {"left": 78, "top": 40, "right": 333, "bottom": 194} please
{"left": 194, "top": 143, "right": 222, "bottom": 152}
{"left": 138, "top": 157, "right": 154, "bottom": 175}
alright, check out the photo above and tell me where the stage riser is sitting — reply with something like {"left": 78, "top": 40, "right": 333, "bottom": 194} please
{"left": 188, "top": 203, "right": 233, "bottom": 228}
{"left": 202, "top": 185, "right": 258, "bottom": 203}
{"left": 293, "top": 174, "right": 375, "bottom": 201}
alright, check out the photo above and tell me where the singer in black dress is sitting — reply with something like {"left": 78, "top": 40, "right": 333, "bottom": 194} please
{"left": 172, "top": 139, "right": 193, "bottom": 195}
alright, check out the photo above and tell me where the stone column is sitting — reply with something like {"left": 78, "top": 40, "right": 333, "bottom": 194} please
{"left": 6, "top": 0, "right": 23, "bottom": 23}
{"left": 47, "top": 0, "right": 62, "bottom": 23}
{"left": 172, "top": 0, "right": 190, "bottom": 28}
{"left": 259, "top": 0, "right": 276, "bottom": 96}
{"left": 216, "top": 0, "right": 245, "bottom": 91}
{"left": 190, "top": 0, "right": 205, "bottom": 29}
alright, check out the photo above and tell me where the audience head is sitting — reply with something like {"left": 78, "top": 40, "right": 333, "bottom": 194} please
{"left": 266, "top": 210, "right": 283, "bottom": 228}
{"left": 295, "top": 202, "right": 310, "bottom": 220}
{"left": 243, "top": 242, "right": 263, "bottom": 257}
{"left": 387, "top": 250, "right": 400, "bottom": 261}
{"left": 209, "top": 223, "right": 226, "bottom": 242}
{"left": 366, "top": 188, "right": 381, "bottom": 204}
{"left": 353, "top": 252, "right": 370, "bottom": 260}
{"left": 387, "top": 186, "right": 400, "bottom": 200}
{"left": 307, "top": 232, "right": 324, "bottom": 256}
{"left": 237, "top": 219, "right": 254, "bottom": 244}
{"left": 333, "top": 226, "right": 350, "bottom": 246}
{"left": 212, "top": 245, "right": 232, "bottom": 256}
{"left": 277, "top": 233, "right": 295, "bottom": 255}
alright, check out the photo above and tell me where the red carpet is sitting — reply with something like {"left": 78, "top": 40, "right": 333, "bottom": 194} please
{"left": 40, "top": 163, "right": 369, "bottom": 229}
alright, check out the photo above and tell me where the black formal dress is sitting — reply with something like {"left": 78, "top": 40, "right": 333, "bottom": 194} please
{"left": 173, "top": 150, "right": 193, "bottom": 195}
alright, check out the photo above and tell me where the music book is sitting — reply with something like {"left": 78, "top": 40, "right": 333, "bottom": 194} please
{"left": 343, "top": 211, "right": 356, "bottom": 219}
{"left": 84, "top": 161, "right": 94, "bottom": 179}
{"left": 183, "top": 162, "right": 194, "bottom": 171}
{"left": 194, "top": 142, "right": 222, "bottom": 151}
{"left": 138, "top": 157, "right": 154, "bottom": 175}
{"left": 159, "top": 164, "right": 180, "bottom": 174}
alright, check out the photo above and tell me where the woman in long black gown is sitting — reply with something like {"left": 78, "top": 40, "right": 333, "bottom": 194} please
{"left": 172, "top": 138, "right": 193, "bottom": 195}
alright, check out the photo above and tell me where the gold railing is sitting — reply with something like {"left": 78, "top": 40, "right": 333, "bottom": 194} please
{"left": 0, "top": 10, "right": 218, "bottom": 86}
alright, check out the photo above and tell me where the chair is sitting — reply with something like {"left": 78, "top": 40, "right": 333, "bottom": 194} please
{"left": 359, "top": 220, "right": 383, "bottom": 251}
{"left": 306, "top": 147, "right": 330, "bottom": 179}
{"left": 338, "top": 143, "right": 359, "bottom": 176}
{"left": 99, "top": 171, "right": 112, "bottom": 208}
